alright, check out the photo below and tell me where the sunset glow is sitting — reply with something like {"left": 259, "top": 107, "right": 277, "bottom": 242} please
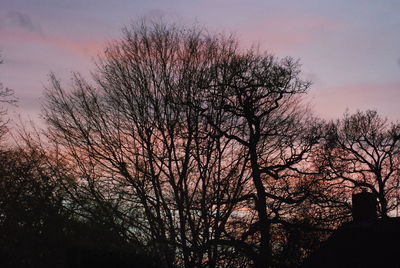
{"left": 1, "top": 0, "right": 399, "bottom": 121}
{"left": 1, "top": 2, "right": 400, "bottom": 267}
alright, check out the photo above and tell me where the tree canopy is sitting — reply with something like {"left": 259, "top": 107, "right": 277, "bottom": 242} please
{"left": 1, "top": 22, "right": 399, "bottom": 268}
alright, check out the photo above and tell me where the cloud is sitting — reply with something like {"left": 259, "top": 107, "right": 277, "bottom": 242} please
{"left": 235, "top": 15, "right": 339, "bottom": 52}
{"left": 5, "top": 11, "right": 43, "bottom": 34}
{"left": 310, "top": 81, "right": 400, "bottom": 120}
{"left": 1, "top": 28, "right": 105, "bottom": 57}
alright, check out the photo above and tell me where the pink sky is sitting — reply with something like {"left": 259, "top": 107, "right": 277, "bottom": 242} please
{"left": 1, "top": 0, "right": 399, "bottom": 126}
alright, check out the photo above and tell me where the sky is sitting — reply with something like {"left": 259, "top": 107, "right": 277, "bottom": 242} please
{"left": 1, "top": 0, "right": 399, "bottom": 126}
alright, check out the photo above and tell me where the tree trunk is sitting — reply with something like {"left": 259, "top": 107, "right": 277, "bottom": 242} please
{"left": 250, "top": 145, "right": 271, "bottom": 268}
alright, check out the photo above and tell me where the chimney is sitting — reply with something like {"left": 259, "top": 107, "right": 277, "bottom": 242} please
{"left": 352, "top": 191, "right": 377, "bottom": 222}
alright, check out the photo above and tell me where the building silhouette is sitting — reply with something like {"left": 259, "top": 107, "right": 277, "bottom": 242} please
{"left": 302, "top": 191, "right": 400, "bottom": 268}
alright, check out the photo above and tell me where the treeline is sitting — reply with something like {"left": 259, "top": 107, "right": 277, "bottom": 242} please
{"left": 1, "top": 23, "right": 399, "bottom": 268}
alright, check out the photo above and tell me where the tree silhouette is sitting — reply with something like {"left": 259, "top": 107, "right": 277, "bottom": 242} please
{"left": 0, "top": 145, "right": 67, "bottom": 267}
{"left": 41, "top": 22, "right": 329, "bottom": 267}
{"left": 0, "top": 134, "right": 160, "bottom": 267}
{"left": 318, "top": 110, "right": 400, "bottom": 218}
{"left": 0, "top": 56, "right": 16, "bottom": 140}
{"left": 44, "top": 22, "right": 249, "bottom": 267}
{"left": 194, "top": 48, "right": 323, "bottom": 267}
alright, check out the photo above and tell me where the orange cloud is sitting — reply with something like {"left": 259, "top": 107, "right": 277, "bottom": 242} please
{"left": 1, "top": 28, "right": 105, "bottom": 57}
{"left": 310, "top": 81, "right": 400, "bottom": 120}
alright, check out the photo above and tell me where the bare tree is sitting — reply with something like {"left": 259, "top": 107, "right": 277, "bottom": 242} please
{"left": 319, "top": 110, "right": 400, "bottom": 218}
{"left": 44, "top": 22, "right": 250, "bottom": 267}
{"left": 0, "top": 56, "right": 15, "bottom": 139}
{"left": 43, "top": 22, "right": 325, "bottom": 267}
{"left": 195, "top": 50, "right": 322, "bottom": 267}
